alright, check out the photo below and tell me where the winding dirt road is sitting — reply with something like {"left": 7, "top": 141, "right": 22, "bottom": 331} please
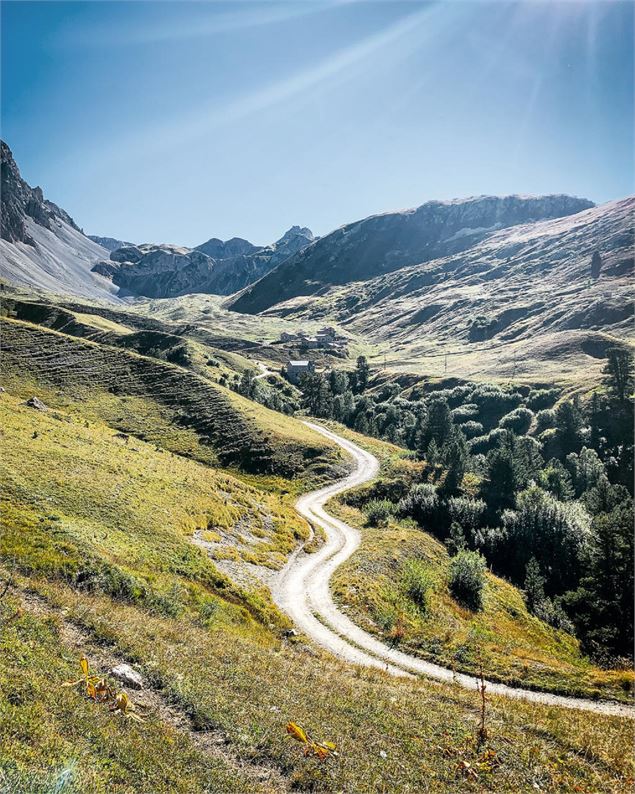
{"left": 272, "top": 422, "right": 634, "bottom": 718}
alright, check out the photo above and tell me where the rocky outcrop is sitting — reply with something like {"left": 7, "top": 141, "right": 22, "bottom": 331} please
{"left": 88, "top": 235, "right": 134, "bottom": 252}
{"left": 195, "top": 236, "right": 259, "bottom": 259}
{"left": 228, "top": 195, "right": 595, "bottom": 314}
{"left": 108, "top": 246, "right": 216, "bottom": 298}
{"left": 0, "top": 140, "right": 117, "bottom": 300}
{"left": 1, "top": 141, "right": 81, "bottom": 245}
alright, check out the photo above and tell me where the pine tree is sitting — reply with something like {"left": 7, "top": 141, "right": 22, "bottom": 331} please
{"left": 238, "top": 369, "right": 257, "bottom": 399}
{"left": 524, "top": 557, "right": 546, "bottom": 614}
{"left": 555, "top": 400, "right": 584, "bottom": 457}
{"left": 354, "top": 356, "right": 370, "bottom": 393}
{"left": 587, "top": 391, "right": 606, "bottom": 451}
{"left": 446, "top": 522, "right": 467, "bottom": 556}
{"left": 564, "top": 500, "right": 634, "bottom": 659}
{"left": 419, "top": 398, "right": 452, "bottom": 452}
{"left": 316, "top": 378, "right": 333, "bottom": 418}
{"left": 329, "top": 368, "right": 349, "bottom": 396}
{"left": 602, "top": 347, "right": 634, "bottom": 404}
{"left": 482, "top": 444, "right": 519, "bottom": 513}
{"left": 442, "top": 430, "right": 468, "bottom": 493}
{"left": 590, "top": 250, "right": 602, "bottom": 279}
{"left": 539, "top": 459, "right": 574, "bottom": 501}
{"left": 426, "top": 438, "right": 440, "bottom": 466}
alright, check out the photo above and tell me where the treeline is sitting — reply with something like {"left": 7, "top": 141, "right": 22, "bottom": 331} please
{"left": 300, "top": 352, "right": 634, "bottom": 663}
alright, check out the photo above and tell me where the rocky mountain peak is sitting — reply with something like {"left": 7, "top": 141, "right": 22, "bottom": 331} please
{"left": 195, "top": 235, "right": 258, "bottom": 259}
{"left": 1, "top": 140, "right": 80, "bottom": 246}
{"left": 277, "top": 225, "right": 314, "bottom": 244}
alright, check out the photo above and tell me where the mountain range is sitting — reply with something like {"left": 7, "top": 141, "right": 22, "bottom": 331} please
{"left": 98, "top": 224, "right": 314, "bottom": 298}
{"left": 0, "top": 141, "right": 313, "bottom": 300}
{"left": 1, "top": 138, "right": 632, "bottom": 383}
{"left": 228, "top": 194, "right": 596, "bottom": 314}
{"left": 227, "top": 193, "right": 633, "bottom": 380}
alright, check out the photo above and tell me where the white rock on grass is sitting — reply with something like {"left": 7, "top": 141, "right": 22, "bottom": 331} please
{"left": 110, "top": 663, "right": 144, "bottom": 690}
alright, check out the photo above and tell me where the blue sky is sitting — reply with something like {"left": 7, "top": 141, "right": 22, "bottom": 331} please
{"left": 2, "top": 1, "right": 633, "bottom": 246}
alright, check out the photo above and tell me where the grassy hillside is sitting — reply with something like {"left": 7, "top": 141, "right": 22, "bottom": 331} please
{"left": 0, "top": 316, "right": 343, "bottom": 480}
{"left": 1, "top": 391, "right": 634, "bottom": 793}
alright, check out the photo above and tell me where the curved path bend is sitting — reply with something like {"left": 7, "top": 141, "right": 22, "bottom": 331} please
{"left": 272, "top": 422, "right": 634, "bottom": 719}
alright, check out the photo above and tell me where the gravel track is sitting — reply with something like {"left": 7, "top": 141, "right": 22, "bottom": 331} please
{"left": 272, "top": 422, "right": 635, "bottom": 719}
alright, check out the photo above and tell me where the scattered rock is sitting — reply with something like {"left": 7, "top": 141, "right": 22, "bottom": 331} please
{"left": 24, "top": 396, "right": 48, "bottom": 411}
{"left": 110, "top": 663, "right": 144, "bottom": 690}
{"left": 0, "top": 387, "right": 5, "bottom": 393}
{"left": 283, "top": 628, "right": 298, "bottom": 638}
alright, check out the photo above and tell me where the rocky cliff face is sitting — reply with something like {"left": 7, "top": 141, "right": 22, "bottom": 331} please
{"left": 104, "top": 226, "right": 315, "bottom": 298}
{"left": 1, "top": 141, "right": 81, "bottom": 245}
{"left": 0, "top": 141, "right": 117, "bottom": 300}
{"left": 228, "top": 195, "right": 595, "bottom": 314}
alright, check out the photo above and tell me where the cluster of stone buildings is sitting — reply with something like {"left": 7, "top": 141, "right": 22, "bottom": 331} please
{"left": 279, "top": 326, "right": 348, "bottom": 352}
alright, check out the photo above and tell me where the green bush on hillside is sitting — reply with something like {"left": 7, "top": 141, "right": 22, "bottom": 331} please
{"left": 449, "top": 550, "right": 486, "bottom": 611}
{"left": 363, "top": 499, "right": 396, "bottom": 526}
{"left": 401, "top": 559, "right": 433, "bottom": 613}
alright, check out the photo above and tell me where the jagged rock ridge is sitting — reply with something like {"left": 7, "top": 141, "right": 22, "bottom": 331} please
{"left": 1, "top": 141, "right": 81, "bottom": 245}
{"left": 88, "top": 235, "right": 134, "bottom": 252}
{"left": 100, "top": 226, "right": 315, "bottom": 298}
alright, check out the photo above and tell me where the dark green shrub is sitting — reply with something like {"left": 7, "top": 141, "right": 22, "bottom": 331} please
{"left": 535, "top": 408, "right": 556, "bottom": 432}
{"left": 398, "top": 483, "right": 439, "bottom": 526}
{"left": 363, "top": 499, "right": 396, "bottom": 526}
{"left": 461, "top": 420, "right": 484, "bottom": 439}
{"left": 527, "top": 388, "right": 559, "bottom": 410}
{"left": 451, "top": 404, "right": 479, "bottom": 423}
{"left": 449, "top": 550, "right": 486, "bottom": 610}
{"left": 401, "top": 559, "right": 433, "bottom": 613}
{"left": 499, "top": 406, "right": 533, "bottom": 435}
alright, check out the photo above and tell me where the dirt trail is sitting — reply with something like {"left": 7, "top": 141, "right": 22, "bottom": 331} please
{"left": 272, "top": 422, "right": 635, "bottom": 719}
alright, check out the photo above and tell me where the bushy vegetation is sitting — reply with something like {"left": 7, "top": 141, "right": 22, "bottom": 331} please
{"left": 449, "top": 551, "right": 486, "bottom": 611}
{"left": 401, "top": 559, "right": 433, "bottom": 614}
{"left": 318, "top": 351, "right": 634, "bottom": 664}
{"left": 363, "top": 499, "right": 396, "bottom": 527}
{"left": 229, "top": 367, "right": 299, "bottom": 415}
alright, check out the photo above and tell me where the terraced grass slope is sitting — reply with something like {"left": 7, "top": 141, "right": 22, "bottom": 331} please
{"left": 1, "top": 392, "right": 633, "bottom": 793}
{"left": 0, "top": 316, "right": 342, "bottom": 479}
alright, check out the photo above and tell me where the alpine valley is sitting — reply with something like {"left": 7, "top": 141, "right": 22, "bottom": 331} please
{"left": 1, "top": 136, "right": 634, "bottom": 794}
